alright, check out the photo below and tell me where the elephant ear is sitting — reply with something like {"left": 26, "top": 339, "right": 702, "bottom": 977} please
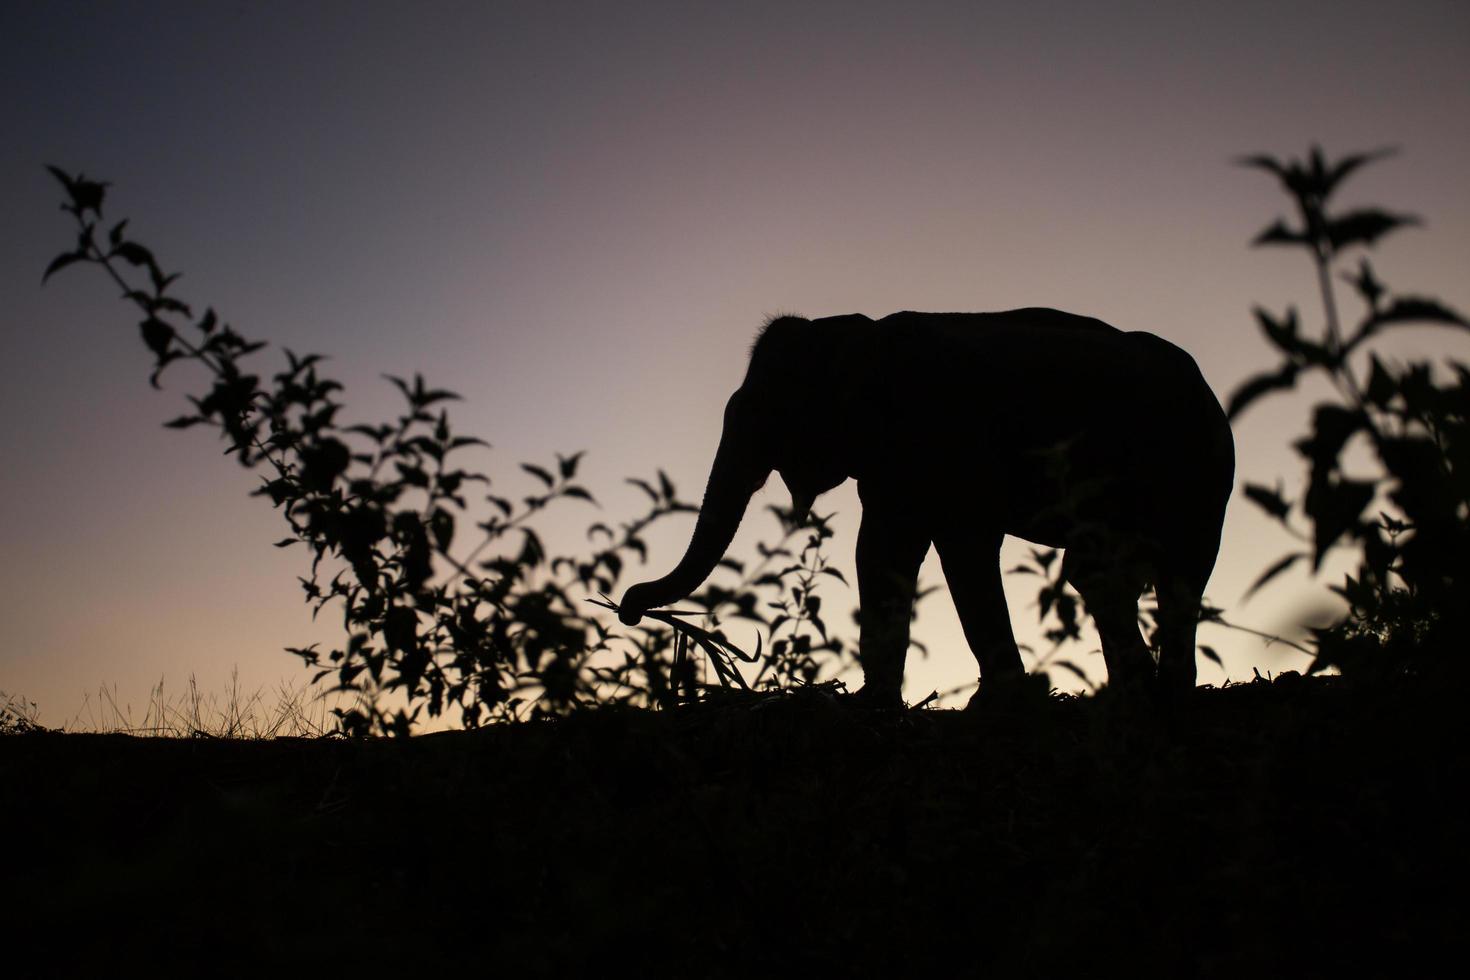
{"left": 752, "top": 314, "right": 873, "bottom": 396}
{"left": 811, "top": 313, "right": 880, "bottom": 424}
{"left": 748, "top": 315, "right": 812, "bottom": 388}
{"left": 742, "top": 312, "right": 877, "bottom": 484}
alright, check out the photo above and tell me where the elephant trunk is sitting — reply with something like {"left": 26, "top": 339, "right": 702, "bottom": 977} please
{"left": 620, "top": 402, "right": 769, "bottom": 624}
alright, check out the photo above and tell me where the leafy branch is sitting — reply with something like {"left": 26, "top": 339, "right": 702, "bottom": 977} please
{"left": 43, "top": 166, "right": 858, "bottom": 731}
{"left": 1229, "top": 146, "right": 1470, "bottom": 675}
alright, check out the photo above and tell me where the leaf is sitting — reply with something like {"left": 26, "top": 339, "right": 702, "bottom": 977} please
{"left": 71, "top": 178, "right": 107, "bottom": 215}
{"left": 139, "top": 317, "right": 174, "bottom": 356}
{"left": 521, "top": 463, "right": 554, "bottom": 487}
{"left": 152, "top": 296, "right": 190, "bottom": 315}
{"left": 820, "top": 567, "right": 848, "bottom": 585}
{"left": 1253, "top": 306, "right": 1330, "bottom": 366}
{"left": 561, "top": 486, "right": 597, "bottom": 504}
{"left": 1243, "top": 482, "right": 1292, "bottom": 522}
{"left": 557, "top": 451, "right": 584, "bottom": 479}
{"left": 1362, "top": 297, "right": 1468, "bottom": 335}
{"left": 1198, "top": 645, "right": 1223, "bottom": 667}
{"left": 395, "top": 463, "right": 429, "bottom": 488}
{"left": 1342, "top": 259, "right": 1385, "bottom": 310}
{"left": 1293, "top": 405, "right": 1367, "bottom": 471}
{"left": 1324, "top": 209, "right": 1418, "bottom": 251}
{"left": 112, "top": 241, "right": 156, "bottom": 269}
{"left": 383, "top": 606, "right": 419, "bottom": 655}
{"left": 1243, "top": 552, "right": 1306, "bottom": 600}
{"left": 1380, "top": 436, "right": 1455, "bottom": 529}
{"left": 1238, "top": 151, "right": 1319, "bottom": 204}
{"left": 657, "top": 469, "right": 677, "bottom": 502}
{"left": 45, "top": 164, "right": 75, "bottom": 192}
{"left": 1321, "top": 147, "right": 1396, "bottom": 199}
{"left": 627, "top": 477, "right": 658, "bottom": 502}
{"left": 1252, "top": 305, "right": 1298, "bottom": 348}
{"left": 1305, "top": 477, "right": 1376, "bottom": 568}
{"left": 430, "top": 508, "right": 455, "bottom": 551}
{"left": 1227, "top": 363, "right": 1299, "bottom": 421}
{"left": 1364, "top": 355, "right": 1397, "bottom": 407}
{"left": 393, "top": 511, "right": 434, "bottom": 591}
{"left": 47, "top": 166, "right": 108, "bottom": 215}
{"left": 273, "top": 538, "right": 298, "bottom": 548}
{"left": 42, "top": 251, "right": 85, "bottom": 283}
{"left": 163, "top": 415, "right": 202, "bottom": 429}
{"left": 1240, "top": 146, "right": 1395, "bottom": 220}
{"left": 1235, "top": 153, "right": 1288, "bottom": 182}
{"left": 300, "top": 438, "right": 351, "bottom": 493}
{"left": 1250, "top": 218, "right": 1310, "bottom": 248}
{"left": 384, "top": 373, "right": 411, "bottom": 401}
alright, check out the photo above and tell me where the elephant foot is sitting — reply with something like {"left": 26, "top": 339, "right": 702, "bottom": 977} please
{"left": 1156, "top": 660, "right": 1197, "bottom": 698}
{"left": 1094, "top": 672, "right": 1158, "bottom": 707}
{"left": 849, "top": 684, "right": 905, "bottom": 710}
{"left": 965, "top": 671, "right": 1049, "bottom": 712}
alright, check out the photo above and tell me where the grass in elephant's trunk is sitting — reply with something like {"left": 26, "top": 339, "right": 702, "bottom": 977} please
{"left": 590, "top": 595, "right": 763, "bottom": 699}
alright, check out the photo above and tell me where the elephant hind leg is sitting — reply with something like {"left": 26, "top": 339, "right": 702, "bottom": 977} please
{"left": 1154, "top": 564, "right": 1210, "bottom": 694}
{"left": 1063, "top": 553, "right": 1154, "bottom": 689}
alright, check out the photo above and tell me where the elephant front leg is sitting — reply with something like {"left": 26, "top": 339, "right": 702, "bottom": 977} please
{"left": 855, "top": 507, "right": 930, "bottom": 708}
{"left": 932, "top": 528, "right": 1026, "bottom": 697}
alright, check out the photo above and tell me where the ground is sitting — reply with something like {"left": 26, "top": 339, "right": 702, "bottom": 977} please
{"left": 2, "top": 673, "right": 1462, "bottom": 976}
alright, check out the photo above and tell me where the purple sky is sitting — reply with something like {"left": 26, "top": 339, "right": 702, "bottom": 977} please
{"left": 4, "top": 1, "right": 1469, "bottom": 723}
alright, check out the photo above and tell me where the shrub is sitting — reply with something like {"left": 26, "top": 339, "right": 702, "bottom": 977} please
{"left": 43, "top": 168, "right": 855, "bottom": 733}
{"left": 1228, "top": 147, "right": 1469, "bottom": 675}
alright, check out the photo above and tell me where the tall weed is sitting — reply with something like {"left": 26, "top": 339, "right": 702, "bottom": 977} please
{"left": 1229, "top": 147, "right": 1469, "bottom": 675}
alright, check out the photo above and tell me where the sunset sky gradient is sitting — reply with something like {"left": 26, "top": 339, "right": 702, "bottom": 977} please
{"left": 4, "top": 0, "right": 1468, "bottom": 723}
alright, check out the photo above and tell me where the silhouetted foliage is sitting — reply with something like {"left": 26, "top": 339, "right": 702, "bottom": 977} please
{"left": 0, "top": 691, "right": 41, "bottom": 735}
{"left": 44, "top": 168, "right": 859, "bottom": 733}
{"left": 1230, "top": 146, "right": 1469, "bottom": 675}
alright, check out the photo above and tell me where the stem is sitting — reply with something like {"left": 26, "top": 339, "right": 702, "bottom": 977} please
{"left": 1210, "top": 616, "right": 1315, "bottom": 658}
{"left": 1315, "top": 244, "right": 1343, "bottom": 354}
{"left": 1314, "top": 244, "right": 1367, "bottom": 408}
{"left": 86, "top": 238, "right": 298, "bottom": 485}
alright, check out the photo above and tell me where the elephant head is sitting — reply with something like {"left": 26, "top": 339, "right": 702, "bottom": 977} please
{"left": 618, "top": 314, "right": 873, "bottom": 626}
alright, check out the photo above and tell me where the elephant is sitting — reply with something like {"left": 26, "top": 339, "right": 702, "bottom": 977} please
{"left": 619, "top": 308, "right": 1235, "bottom": 706}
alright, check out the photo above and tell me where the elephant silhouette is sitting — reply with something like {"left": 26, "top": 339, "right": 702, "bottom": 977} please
{"left": 620, "top": 309, "right": 1235, "bottom": 706}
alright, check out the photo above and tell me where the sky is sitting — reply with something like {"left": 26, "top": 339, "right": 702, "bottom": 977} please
{"left": 3, "top": 0, "right": 1468, "bottom": 725}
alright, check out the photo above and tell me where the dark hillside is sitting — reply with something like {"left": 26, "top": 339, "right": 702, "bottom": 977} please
{"left": 3, "top": 674, "right": 1463, "bottom": 976}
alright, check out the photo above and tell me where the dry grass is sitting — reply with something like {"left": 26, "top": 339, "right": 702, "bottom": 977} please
{"left": 57, "top": 670, "right": 346, "bottom": 738}
{"left": 0, "top": 689, "right": 42, "bottom": 733}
